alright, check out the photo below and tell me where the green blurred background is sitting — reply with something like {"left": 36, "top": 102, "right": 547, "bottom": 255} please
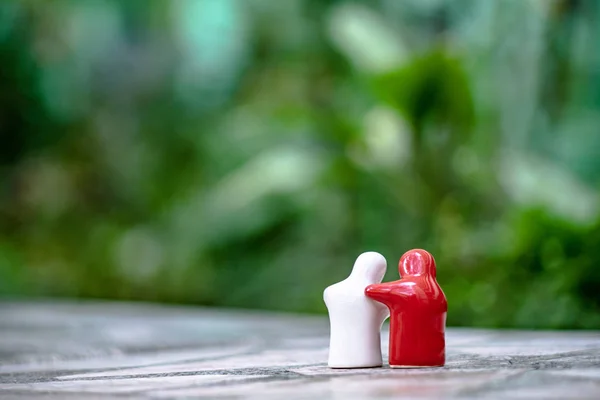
{"left": 1, "top": 0, "right": 599, "bottom": 329}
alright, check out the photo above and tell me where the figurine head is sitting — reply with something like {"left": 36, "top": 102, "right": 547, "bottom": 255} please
{"left": 399, "top": 249, "right": 436, "bottom": 278}
{"left": 350, "top": 252, "right": 387, "bottom": 283}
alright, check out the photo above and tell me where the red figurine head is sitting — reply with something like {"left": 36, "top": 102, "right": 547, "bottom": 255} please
{"left": 365, "top": 249, "right": 447, "bottom": 367}
{"left": 399, "top": 249, "right": 436, "bottom": 277}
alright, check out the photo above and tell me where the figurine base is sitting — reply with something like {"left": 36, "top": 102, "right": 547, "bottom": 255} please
{"left": 390, "top": 365, "right": 444, "bottom": 369}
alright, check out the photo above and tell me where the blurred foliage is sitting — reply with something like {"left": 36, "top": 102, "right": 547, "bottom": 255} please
{"left": 1, "top": 0, "right": 599, "bottom": 329}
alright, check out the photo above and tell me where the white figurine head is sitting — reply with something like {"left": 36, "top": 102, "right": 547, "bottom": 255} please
{"left": 349, "top": 252, "right": 387, "bottom": 283}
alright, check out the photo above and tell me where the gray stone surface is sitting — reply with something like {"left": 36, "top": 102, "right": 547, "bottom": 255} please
{"left": 0, "top": 301, "right": 599, "bottom": 399}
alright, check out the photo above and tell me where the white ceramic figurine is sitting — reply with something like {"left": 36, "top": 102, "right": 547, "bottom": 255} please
{"left": 323, "top": 252, "right": 389, "bottom": 368}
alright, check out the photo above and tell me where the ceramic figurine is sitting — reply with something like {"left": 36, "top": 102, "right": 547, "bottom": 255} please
{"left": 323, "top": 252, "right": 389, "bottom": 368}
{"left": 365, "top": 249, "right": 447, "bottom": 368}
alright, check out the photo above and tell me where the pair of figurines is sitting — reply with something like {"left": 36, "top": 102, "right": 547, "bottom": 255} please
{"left": 323, "top": 249, "right": 447, "bottom": 368}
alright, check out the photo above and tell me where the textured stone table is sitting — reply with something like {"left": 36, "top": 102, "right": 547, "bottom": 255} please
{"left": 0, "top": 301, "right": 599, "bottom": 399}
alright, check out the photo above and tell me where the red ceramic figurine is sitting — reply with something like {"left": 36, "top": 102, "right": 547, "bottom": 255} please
{"left": 365, "top": 249, "right": 447, "bottom": 367}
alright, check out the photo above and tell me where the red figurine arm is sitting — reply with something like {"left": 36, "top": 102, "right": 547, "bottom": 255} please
{"left": 366, "top": 281, "right": 416, "bottom": 307}
{"left": 364, "top": 283, "right": 398, "bottom": 307}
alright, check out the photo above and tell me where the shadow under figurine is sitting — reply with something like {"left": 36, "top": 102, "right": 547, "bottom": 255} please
{"left": 365, "top": 249, "right": 447, "bottom": 368}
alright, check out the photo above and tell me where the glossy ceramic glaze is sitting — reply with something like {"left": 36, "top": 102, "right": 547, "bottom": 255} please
{"left": 323, "top": 252, "right": 390, "bottom": 368}
{"left": 365, "top": 249, "right": 447, "bottom": 367}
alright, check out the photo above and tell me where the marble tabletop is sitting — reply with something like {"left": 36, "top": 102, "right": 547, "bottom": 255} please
{"left": 0, "top": 301, "right": 599, "bottom": 399}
